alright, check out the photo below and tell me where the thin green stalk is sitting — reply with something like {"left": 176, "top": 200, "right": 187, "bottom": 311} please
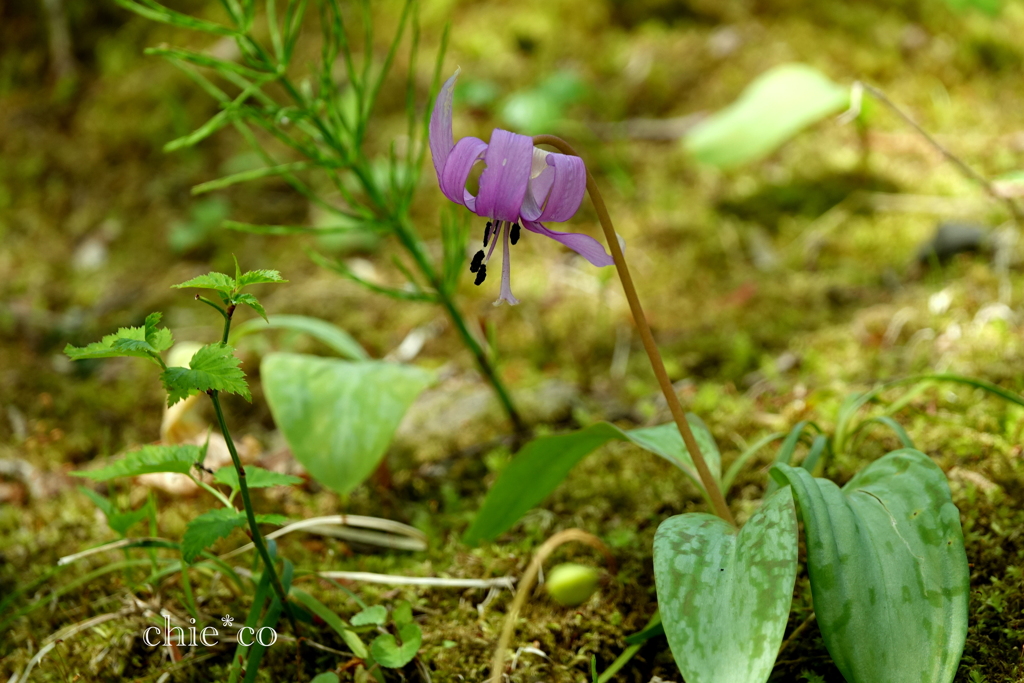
{"left": 209, "top": 391, "right": 296, "bottom": 632}
{"left": 533, "top": 135, "right": 734, "bottom": 525}
{"left": 206, "top": 303, "right": 296, "bottom": 635}
{"left": 394, "top": 218, "right": 527, "bottom": 436}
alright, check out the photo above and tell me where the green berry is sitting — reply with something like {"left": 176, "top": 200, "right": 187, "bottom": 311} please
{"left": 545, "top": 563, "right": 599, "bottom": 607}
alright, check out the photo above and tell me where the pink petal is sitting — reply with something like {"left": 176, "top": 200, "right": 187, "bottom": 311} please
{"left": 537, "top": 153, "right": 587, "bottom": 222}
{"left": 439, "top": 137, "right": 487, "bottom": 210}
{"left": 476, "top": 129, "right": 533, "bottom": 222}
{"left": 523, "top": 220, "right": 614, "bottom": 267}
{"left": 429, "top": 70, "right": 460, "bottom": 182}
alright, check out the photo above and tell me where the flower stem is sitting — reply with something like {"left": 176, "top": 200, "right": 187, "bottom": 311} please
{"left": 395, "top": 218, "right": 529, "bottom": 437}
{"left": 533, "top": 135, "right": 735, "bottom": 526}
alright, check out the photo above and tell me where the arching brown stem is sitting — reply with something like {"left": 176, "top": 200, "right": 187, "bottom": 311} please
{"left": 533, "top": 134, "right": 734, "bottom": 526}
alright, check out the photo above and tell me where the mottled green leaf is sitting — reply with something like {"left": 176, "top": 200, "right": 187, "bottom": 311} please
{"left": 261, "top": 353, "right": 433, "bottom": 496}
{"left": 464, "top": 418, "right": 719, "bottom": 545}
{"left": 160, "top": 342, "right": 250, "bottom": 406}
{"left": 653, "top": 487, "right": 799, "bottom": 683}
{"left": 771, "top": 449, "right": 969, "bottom": 683}
{"left": 685, "top": 63, "right": 848, "bottom": 168}
{"left": 73, "top": 444, "right": 203, "bottom": 481}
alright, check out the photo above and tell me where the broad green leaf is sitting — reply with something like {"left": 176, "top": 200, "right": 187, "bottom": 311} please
{"left": 351, "top": 605, "right": 388, "bottom": 626}
{"left": 182, "top": 508, "right": 247, "bottom": 563}
{"left": 392, "top": 600, "right": 413, "bottom": 626}
{"left": 464, "top": 418, "right": 719, "bottom": 545}
{"left": 235, "top": 269, "right": 287, "bottom": 288}
{"left": 261, "top": 353, "right": 433, "bottom": 496}
{"left": 232, "top": 314, "right": 369, "bottom": 360}
{"left": 73, "top": 444, "right": 203, "bottom": 481}
{"left": 213, "top": 465, "right": 302, "bottom": 493}
{"left": 653, "top": 487, "right": 799, "bottom": 683}
{"left": 160, "top": 342, "right": 250, "bottom": 406}
{"left": 233, "top": 293, "right": 267, "bottom": 321}
{"left": 172, "top": 271, "right": 235, "bottom": 293}
{"left": 771, "top": 450, "right": 969, "bottom": 683}
{"left": 291, "top": 588, "right": 368, "bottom": 658}
{"left": 685, "top": 64, "right": 849, "bottom": 168}
{"left": 370, "top": 622, "right": 421, "bottom": 668}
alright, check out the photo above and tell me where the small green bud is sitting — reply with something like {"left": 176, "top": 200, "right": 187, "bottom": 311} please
{"left": 545, "top": 563, "right": 599, "bottom": 607}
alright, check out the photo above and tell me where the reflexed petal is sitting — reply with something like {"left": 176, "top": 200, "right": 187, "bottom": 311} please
{"left": 440, "top": 137, "right": 487, "bottom": 209}
{"left": 476, "top": 129, "right": 533, "bottom": 222}
{"left": 520, "top": 152, "right": 586, "bottom": 222}
{"left": 536, "top": 153, "right": 587, "bottom": 222}
{"left": 523, "top": 220, "right": 614, "bottom": 267}
{"left": 429, "top": 70, "right": 460, "bottom": 181}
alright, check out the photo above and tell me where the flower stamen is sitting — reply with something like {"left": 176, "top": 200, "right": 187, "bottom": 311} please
{"left": 484, "top": 221, "right": 493, "bottom": 247}
{"left": 483, "top": 220, "right": 502, "bottom": 264}
{"left": 474, "top": 264, "right": 487, "bottom": 285}
{"left": 470, "top": 250, "right": 485, "bottom": 273}
{"left": 510, "top": 222, "right": 521, "bottom": 245}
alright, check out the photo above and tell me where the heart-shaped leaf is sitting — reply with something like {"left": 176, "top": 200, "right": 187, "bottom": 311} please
{"left": 262, "top": 353, "right": 433, "bottom": 496}
{"left": 771, "top": 449, "right": 969, "bottom": 683}
{"left": 653, "top": 487, "right": 799, "bottom": 683}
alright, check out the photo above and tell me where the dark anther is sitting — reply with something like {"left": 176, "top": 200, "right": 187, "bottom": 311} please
{"left": 470, "top": 250, "right": 485, "bottom": 273}
{"left": 474, "top": 264, "right": 487, "bottom": 286}
{"left": 510, "top": 222, "right": 521, "bottom": 245}
{"left": 484, "top": 221, "right": 493, "bottom": 246}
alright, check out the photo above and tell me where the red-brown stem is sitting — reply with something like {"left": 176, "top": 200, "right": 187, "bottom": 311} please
{"left": 533, "top": 134, "right": 735, "bottom": 526}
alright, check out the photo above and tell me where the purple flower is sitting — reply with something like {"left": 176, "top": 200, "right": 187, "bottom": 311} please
{"left": 429, "top": 70, "right": 614, "bottom": 305}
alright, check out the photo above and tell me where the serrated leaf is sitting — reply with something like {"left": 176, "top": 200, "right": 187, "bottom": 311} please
{"left": 684, "top": 63, "right": 849, "bottom": 168}
{"left": 291, "top": 589, "right": 368, "bottom": 658}
{"left": 370, "top": 622, "right": 421, "bottom": 668}
{"left": 351, "top": 605, "right": 388, "bottom": 626}
{"left": 653, "top": 487, "right": 799, "bottom": 683}
{"left": 73, "top": 444, "right": 203, "bottom": 481}
{"left": 172, "top": 271, "right": 235, "bottom": 293}
{"left": 213, "top": 465, "right": 302, "bottom": 494}
{"left": 233, "top": 293, "right": 267, "bottom": 321}
{"left": 464, "top": 418, "right": 719, "bottom": 545}
{"left": 143, "top": 312, "right": 174, "bottom": 352}
{"left": 65, "top": 318, "right": 171, "bottom": 367}
{"left": 236, "top": 269, "right": 287, "bottom": 288}
{"left": 771, "top": 449, "right": 969, "bottom": 683}
{"left": 182, "top": 508, "right": 247, "bottom": 563}
{"left": 160, "top": 342, "right": 250, "bottom": 406}
{"left": 261, "top": 354, "right": 433, "bottom": 496}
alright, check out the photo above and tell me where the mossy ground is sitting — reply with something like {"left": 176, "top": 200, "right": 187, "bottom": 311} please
{"left": 3, "top": 0, "right": 1024, "bottom": 680}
